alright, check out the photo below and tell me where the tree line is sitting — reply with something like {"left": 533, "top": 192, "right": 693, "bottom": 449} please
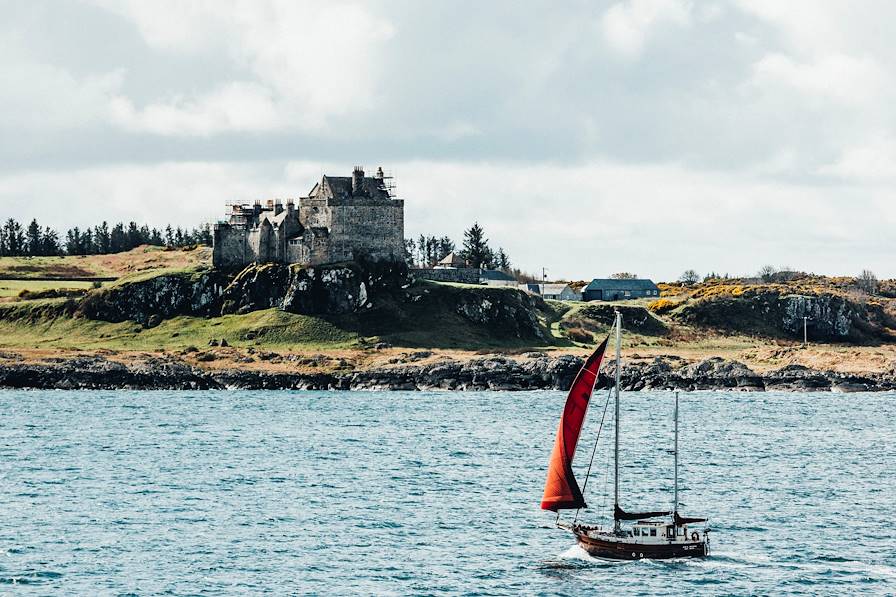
{"left": 405, "top": 222, "right": 511, "bottom": 271}
{"left": 0, "top": 218, "right": 212, "bottom": 257}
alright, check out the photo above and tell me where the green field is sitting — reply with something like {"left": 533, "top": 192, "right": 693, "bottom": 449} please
{"left": 0, "top": 279, "right": 100, "bottom": 298}
{"left": 0, "top": 307, "right": 357, "bottom": 351}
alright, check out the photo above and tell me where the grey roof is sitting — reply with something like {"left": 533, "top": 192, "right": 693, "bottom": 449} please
{"left": 585, "top": 278, "right": 659, "bottom": 291}
{"left": 319, "top": 175, "right": 391, "bottom": 201}
{"left": 438, "top": 251, "right": 466, "bottom": 266}
{"left": 479, "top": 269, "right": 516, "bottom": 281}
{"left": 519, "top": 283, "right": 573, "bottom": 295}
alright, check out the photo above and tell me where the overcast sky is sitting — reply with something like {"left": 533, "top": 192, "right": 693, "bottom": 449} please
{"left": 1, "top": 0, "right": 893, "bottom": 280}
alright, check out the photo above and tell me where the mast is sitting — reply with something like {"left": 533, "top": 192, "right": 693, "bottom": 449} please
{"left": 674, "top": 391, "right": 679, "bottom": 519}
{"left": 613, "top": 310, "right": 621, "bottom": 532}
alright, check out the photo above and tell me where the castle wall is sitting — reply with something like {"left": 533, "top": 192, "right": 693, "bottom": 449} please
{"left": 327, "top": 200, "right": 404, "bottom": 263}
{"left": 213, "top": 224, "right": 250, "bottom": 268}
{"left": 413, "top": 268, "right": 480, "bottom": 284}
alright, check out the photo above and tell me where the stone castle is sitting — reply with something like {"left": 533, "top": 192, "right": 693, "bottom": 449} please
{"left": 213, "top": 167, "right": 404, "bottom": 268}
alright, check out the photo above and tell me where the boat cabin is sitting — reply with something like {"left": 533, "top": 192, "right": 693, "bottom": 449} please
{"left": 631, "top": 520, "right": 695, "bottom": 543}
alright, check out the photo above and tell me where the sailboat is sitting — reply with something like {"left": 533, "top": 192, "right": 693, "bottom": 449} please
{"left": 541, "top": 311, "right": 710, "bottom": 560}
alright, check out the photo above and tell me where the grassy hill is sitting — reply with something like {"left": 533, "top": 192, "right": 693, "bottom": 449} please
{"left": 0, "top": 253, "right": 893, "bottom": 378}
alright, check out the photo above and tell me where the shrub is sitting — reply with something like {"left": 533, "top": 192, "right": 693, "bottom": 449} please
{"left": 565, "top": 326, "right": 593, "bottom": 343}
{"left": 648, "top": 298, "right": 679, "bottom": 314}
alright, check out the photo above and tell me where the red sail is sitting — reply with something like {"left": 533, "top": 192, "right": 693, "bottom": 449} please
{"left": 540, "top": 336, "right": 609, "bottom": 511}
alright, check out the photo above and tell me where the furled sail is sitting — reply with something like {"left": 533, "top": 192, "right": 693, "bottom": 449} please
{"left": 614, "top": 505, "right": 671, "bottom": 521}
{"left": 540, "top": 336, "right": 609, "bottom": 511}
{"left": 674, "top": 512, "right": 707, "bottom": 525}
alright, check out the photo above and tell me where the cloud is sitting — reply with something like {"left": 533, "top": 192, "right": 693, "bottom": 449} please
{"left": 96, "top": 0, "right": 395, "bottom": 134}
{"left": 751, "top": 52, "right": 887, "bottom": 105}
{"left": 110, "top": 82, "right": 280, "bottom": 135}
{"left": 819, "top": 135, "right": 896, "bottom": 182}
{"left": 0, "top": 37, "right": 123, "bottom": 131}
{"left": 600, "top": 0, "right": 692, "bottom": 58}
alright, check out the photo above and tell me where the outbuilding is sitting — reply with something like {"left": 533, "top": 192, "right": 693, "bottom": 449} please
{"left": 479, "top": 269, "right": 517, "bottom": 287}
{"left": 519, "top": 283, "right": 581, "bottom": 301}
{"left": 582, "top": 279, "right": 660, "bottom": 301}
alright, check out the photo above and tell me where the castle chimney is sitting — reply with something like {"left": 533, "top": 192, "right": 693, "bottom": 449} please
{"left": 286, "top": 198, "right": 295, "bottom": 215}
{"left": 274, "top": 199, "right": 283, "bottom": 215}
{"left": 376, "top": 167, "right": 384, "bottom": 179}
{"left": 352, "top": 166, "right": 364, "bottom": 195}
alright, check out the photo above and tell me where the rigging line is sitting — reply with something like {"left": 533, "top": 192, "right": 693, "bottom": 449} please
{"left": 573, "top": 384, "right": 614, "bottom": 524}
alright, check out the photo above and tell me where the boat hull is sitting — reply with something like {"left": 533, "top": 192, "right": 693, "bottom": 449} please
{"left": 575, "top": 531, "right": 708, "bottom": 560}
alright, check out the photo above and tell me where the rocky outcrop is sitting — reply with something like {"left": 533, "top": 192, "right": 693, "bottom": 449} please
{"left": 1, "top": 353, "right": 894, "bottom": 391}
{"left": 675, "top": 289, "right": 895, "bottom": 343}
{"left": 563, "top": 303, "right": 668, "bottom": 336}
{"left": 76, "top": 269, "right": 229, "bottom": 325}
{"left": 219, "top": 260, "right": 406, "bottom": 316}
{"left": 0, "top": 355, "right": 214, "bottom": 390}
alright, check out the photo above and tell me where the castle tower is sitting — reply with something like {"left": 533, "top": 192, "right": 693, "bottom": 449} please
{"left": 352, "top": 166, "right": 364, "bottom": 195}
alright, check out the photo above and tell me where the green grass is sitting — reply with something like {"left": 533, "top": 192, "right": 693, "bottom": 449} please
{"left": 0, "top": 255, "right": 111, "bottom": 279}
{"left": 0, "top": 308, "right": 357, "bottom": 351}
{"left": 0, "top": 279, "right": 99, "bottom": 298}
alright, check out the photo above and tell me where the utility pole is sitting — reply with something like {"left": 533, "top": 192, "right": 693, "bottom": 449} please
{"left": 803, "top": 316, "right": 808, "bottom": 347}
{"left": 541, "top": 267, "right": 547, "bottom": 298}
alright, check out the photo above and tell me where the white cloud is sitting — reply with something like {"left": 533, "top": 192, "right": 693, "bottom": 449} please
{"left": 96, "top": 0, "right": 395, "bottom": 134}
{"left": 600, "top": 0, "right": 692, "bottom": 58}
{"left": 819, "top": 135, "right": 896, "bottom": 182}
{"left": 0, "top": 38, "right": 124, "bottom": 130}
{"left": 751, "top": 52, "right": 887, "bottom": 105}
{"left": 110, "top": 82, "right": 280, "bottom": 135}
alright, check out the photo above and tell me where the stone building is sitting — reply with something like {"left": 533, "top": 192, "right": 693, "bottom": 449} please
{"left": 213, "top": 167, "right": 405, "bottom": 268}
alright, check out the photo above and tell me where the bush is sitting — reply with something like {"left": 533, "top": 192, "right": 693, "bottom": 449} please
{"left": 565, "top": 326, "right": 593, "bottom": 343}
{"left": 648, "top": 298, "right": 679, "bottom": 314}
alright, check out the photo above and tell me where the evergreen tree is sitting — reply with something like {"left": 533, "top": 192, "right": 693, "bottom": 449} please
{"left": 95, "top": 221, "right": 111, "bottom": 254}
{"left": 82, "top": 228, "right": 94, "bottom": 254}
{"left": 165, "top": 225, "right": 174, "bottom": 247}
{"left": 3, "top": 219, "right": 25, "bottom": 256}
{"left": 26, "top": 219, "right": 42, "bottom": 256}
{"left": 460, "top": 222, "right": 490, "bottom": 268}
{"left": 41, "top": 227, "right": 61, "bottom": 256}
{"left": 126, "top": 221, "right": 141, "bottom": 249}
{"left": 404, "top": 238, "right": 416, "bottom": 265}
{"left": 174, "top": 227, "right": 184, "bottom": 246}
{"left": 150, "top": 228, "right": 164, "bottom": 246}
{"left": 65, "top": 227, "right": 82, "bottom": 255}
{"left": 110, "top": 222, "right": 126, "bottom": 253}
{"left": 437, "top": 236, "right": 455, "bottom": 262}
{"left": 496, "top": 247, "right": 510, "bottom": 271}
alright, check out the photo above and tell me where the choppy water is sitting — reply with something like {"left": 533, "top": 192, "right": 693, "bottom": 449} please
{"left": 1, "top": 389, "right": 895, "bottom": 595}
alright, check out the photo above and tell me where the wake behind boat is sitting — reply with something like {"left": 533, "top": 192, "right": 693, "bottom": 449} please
{"left": 541, "top": 311, "right": 710, "bottom": 560}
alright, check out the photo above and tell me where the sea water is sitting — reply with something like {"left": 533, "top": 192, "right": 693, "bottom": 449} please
{"left": 1, "top": 389, "right": 894, "bottom": 595}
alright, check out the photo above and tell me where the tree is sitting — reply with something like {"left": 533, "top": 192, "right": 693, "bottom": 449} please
{"left": 26, "top": 219, "right": 42, "bottom": 256}
{"left": 610, "top": 272, "right": 638, "bottom": 279}
{"left": 41, "top": 227, "right": 61, "bottom": 256}
{"left": 404, "top": 238, "right": 416, "bottom": 265}
{"left": 3, "top": 219, "right": 25, "bottom": 256}
{"left": 679, "top": 269, "right": 700, "bottom": 285}
{"left": 461, "top": 222, "right": 491, "bottom": 268}
{"left": 857, "top": 270, "right": 878, "bottom": 295}
{"left": 65, "top": 227, "right": 83, "bottom": 255}
{"left": 758, "top": 265, "right": 777, "bottom": 282}
{"left": 164, "top": 225, "right": 174, "bottom": 247}
{"left": 95, "top": 221, "right": 111, "bottom": 254}
{"left": 496, "top": 247, "right": 510, "bottom": 271}
{"left": 126, "top": 221, "right": 141, "bottom": 249}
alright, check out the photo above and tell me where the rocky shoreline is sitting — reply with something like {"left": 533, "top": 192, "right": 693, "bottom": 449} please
{"left": 0, "top": 353, "right": 894, "bottom": 393}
